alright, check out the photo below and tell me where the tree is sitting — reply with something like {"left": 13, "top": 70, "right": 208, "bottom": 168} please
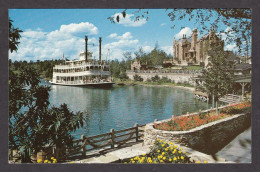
{"left": 9, "top": 18, "right": 23, "bottom": 53}
{"left": 109, "top": 9, "right": 251, "bottom": 54}
{"left": 8, "top": 18, "right": 87, "bottom": 162}
{"left": 197, "top": 41, "right": 234, "bottom": 115}
{"left": 123, "top": 51, "right": 132, "bottom": 70}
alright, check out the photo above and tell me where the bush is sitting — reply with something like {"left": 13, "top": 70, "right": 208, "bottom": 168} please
{"left": 221, "top": 101, "right": 251, "bottom": 114}
{"left": 125, "top": 139, "right": 207, "bottom": 164}
{"left": 151, "top": 75, "right": 160, "bottom": 82}
{"left": 160, "top": 76, "right": 171, "bottom": 83}
{"left": 133, "top": 74, "right": 143, "bottom": 82}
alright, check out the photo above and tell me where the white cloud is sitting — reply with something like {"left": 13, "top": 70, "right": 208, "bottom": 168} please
{"left": 143, "top": 46, "right": 153, "bottom": 53}
{"left": 108, "top": 33, "right": 118, "bottom": 39}
{"left": 59, "top": 22, "right": 98, "bottom": 35}
{"left": 174, "top": 27, "right": 192, "bottom": 40}
{"left": 160, "top": 23, "right": 166, "bottom": 26}
{"left": 9, "top": 22, "right": 99, "bottom": 61}
{"left": 161, "top": 46, "right": 173, "bottom": 56}
{"left": 224, "top": 43, "right": 238, "bottom": 51}
{"left": 112, "top": 13, "right": 147, "bottom": 27}
{"left": 107, "top": 32, "right": 133, "bottom": 40}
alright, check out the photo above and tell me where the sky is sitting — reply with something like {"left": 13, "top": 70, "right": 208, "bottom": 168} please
{"left": 9, "top": 9, "right": 240, "bottom": 62}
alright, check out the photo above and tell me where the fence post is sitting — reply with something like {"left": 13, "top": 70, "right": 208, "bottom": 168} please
{"left": 134, "top": 123, "right": 139, "bottom": 142}
{"left": 110, "top": 129, "right": 115, "bottom": 149}
{"left": 81, "top": 135, "right": 86, "bottom": 158}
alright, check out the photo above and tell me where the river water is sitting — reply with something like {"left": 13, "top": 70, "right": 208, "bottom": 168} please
{"left": 42, "top": 80, "right": 210, "bottom": 138}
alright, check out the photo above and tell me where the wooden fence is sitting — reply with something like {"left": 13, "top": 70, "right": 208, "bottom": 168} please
{"left": 66, "top": 123, "right": 145, "bottom": 159}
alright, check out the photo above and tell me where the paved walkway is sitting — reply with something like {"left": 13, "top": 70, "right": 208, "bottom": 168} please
{"left": 216, "top": 127, "right": 251, "bottom": 163}
{"left": 74, "top": 142, "right": 151, "bottom": 163}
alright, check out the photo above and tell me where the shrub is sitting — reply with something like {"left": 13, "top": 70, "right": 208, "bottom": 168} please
{"left": 221, "top": 101, "right": 251, "bottom": 114}
{"left": 151, "top": 75, "right": 160, "bottom": 82}
{"left": 133, "top": 74, "right": 143, "bottom": 82}
{"left": 125, "top": 139, "right": 207, "bottom": 164}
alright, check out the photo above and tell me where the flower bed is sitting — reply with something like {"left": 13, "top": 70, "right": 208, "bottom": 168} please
{"left": 125, "top": 138, "right": 207, "bottom": 164}
{"left": 144, "top": 101, "right": 251, "bottom": 154}
{"left": 154, "top": 101, "right": 251, "bottom": 132}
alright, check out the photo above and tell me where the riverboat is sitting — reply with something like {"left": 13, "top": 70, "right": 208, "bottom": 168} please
{"left": 50, "top": 36, "right": 115, "bottom": 88}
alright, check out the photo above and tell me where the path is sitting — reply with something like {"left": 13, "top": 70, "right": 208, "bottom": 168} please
{"left": 216, "top": 127, "right": 251, "bottom": 163}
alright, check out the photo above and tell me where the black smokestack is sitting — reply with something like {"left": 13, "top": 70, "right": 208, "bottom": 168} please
{"left": 85, "top": 35, "right": 88, "bottom": 62}
{"left": 99, "top": 37, "right": 102, "bottom": 62}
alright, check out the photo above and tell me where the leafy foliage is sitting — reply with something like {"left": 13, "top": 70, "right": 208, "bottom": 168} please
{"left": 9, "top": 66, "right": 86, "bottom": 160}
{"left": 196, "top": 41, "right": 235, "bottom": 114}
{"left": 133, "top": 74, "right": 143, "bottom": 82}
{"left": 9, "top": 18, "right": 23, "bottom": 53}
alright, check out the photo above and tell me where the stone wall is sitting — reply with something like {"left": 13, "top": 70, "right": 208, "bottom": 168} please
{"left": 144, "top": 112, "right": 251, "bottom": 155}
{"left": 126, "top": 71, "right": 198, "bottom": 85}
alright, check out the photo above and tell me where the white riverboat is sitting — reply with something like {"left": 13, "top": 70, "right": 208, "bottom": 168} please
{"left": 50, "top": 36, "right": 115, "bottom": 88}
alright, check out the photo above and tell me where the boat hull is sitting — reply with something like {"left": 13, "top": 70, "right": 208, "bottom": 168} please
{"left": 49, "top": 81, "right": 115, "bottom": 88}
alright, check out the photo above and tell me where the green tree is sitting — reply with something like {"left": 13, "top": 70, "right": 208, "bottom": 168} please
{"left": 8, "top": 18, "right": 86, "bottom": 162}
{"left": 197, "top": 42, "right": 234, "bottom": 115}
{"left": 9, "top": 18, "right": 23, "bottom": 53}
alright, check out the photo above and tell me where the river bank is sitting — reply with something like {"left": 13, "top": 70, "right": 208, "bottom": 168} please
{"left": 115, "top": 80, "right": 195, "bottom": 91}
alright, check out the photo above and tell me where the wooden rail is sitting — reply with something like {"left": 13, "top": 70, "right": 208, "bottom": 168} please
{"left": 66, "top": 123, "right": 145, "bottom": 159}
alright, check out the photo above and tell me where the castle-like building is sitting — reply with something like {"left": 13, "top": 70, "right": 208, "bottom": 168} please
{"left": 173, "top": 28, "right": 224, "bottom": 66}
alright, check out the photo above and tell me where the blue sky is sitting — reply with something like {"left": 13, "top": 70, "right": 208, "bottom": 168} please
{"left": 9, "top": 9, "right": 238, "bottom": 62}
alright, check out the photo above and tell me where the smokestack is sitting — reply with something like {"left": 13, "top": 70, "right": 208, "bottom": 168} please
{"left": 85, "top": 35, "right": 88, "bottom": 62}
{"left": 99, "top": 37, "right": 102, "bottom": 62}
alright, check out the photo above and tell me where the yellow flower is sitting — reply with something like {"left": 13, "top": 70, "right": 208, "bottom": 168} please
{"left": 178, "top": 151, "right": 182, "bottom": 153}
{"left": 37, "top": 159, "right": 42, "bottom": 163}
{"left": 183, "top": 151, "right": 186, "bottom": 154}
{"left": 196, "top": 161, "right": 201, "bottom": 163}
{"left": 157, "top": 155, "right": 161, "bottom": 159}
{"left": 157, "top": 150, "right": 160, "bottom": 153}
{"left": 174, "top": 157, "right": 177, "bottom": 161}
{"left": 142, "top": 154, "right": 146, "bottom": 156}
{"left": 44, "top": 160, "right": 48, "bottom": 163}
{"left": 204, "top": 161, "right": 208, "bottom": 163}
{"left": 174, "top": 145, "right": 178, "bottom": 148}
{"left": 181, "top": 156, "right": 184, "bottom": 160}
{"left": 51, "top": 157, "right": 54, "bottom": 160}
{"left": 169, "top": 158, "right": 172, "bottom": 162}
{"left": 162, "top": 152, "right": 165, "bottom": 155}
{"left": 53, "top": 160, "right": 57, "bottom": 163}
{"left": 172, "top": 151, "right": 175, "bottom": 154}
{"left": 71, "top": 161, "right": 74, "bottom": 163}
{"left": 162, "top": 144, "right": 165, "bottom": 147}
{"left": 170, "top": 147, "right": 173, "bottom": 150}
{"left": 157, "top": 138, "right": 160, "bottom": 141}
{"left": 124, "top": 162, "right": 127, "bottom": 164}
{"left": 48, "top": 161, "right": 51, "bottom": 163}
{"left": 163, "top": 157, "right": 166, "bottom": 160}
{"left": 160, "top": 160, "right": 163, "bottom": 163}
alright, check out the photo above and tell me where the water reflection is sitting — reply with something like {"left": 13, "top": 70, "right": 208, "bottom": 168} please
{"left": 44, "top": 81, "right": 211, "bottom": 138}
